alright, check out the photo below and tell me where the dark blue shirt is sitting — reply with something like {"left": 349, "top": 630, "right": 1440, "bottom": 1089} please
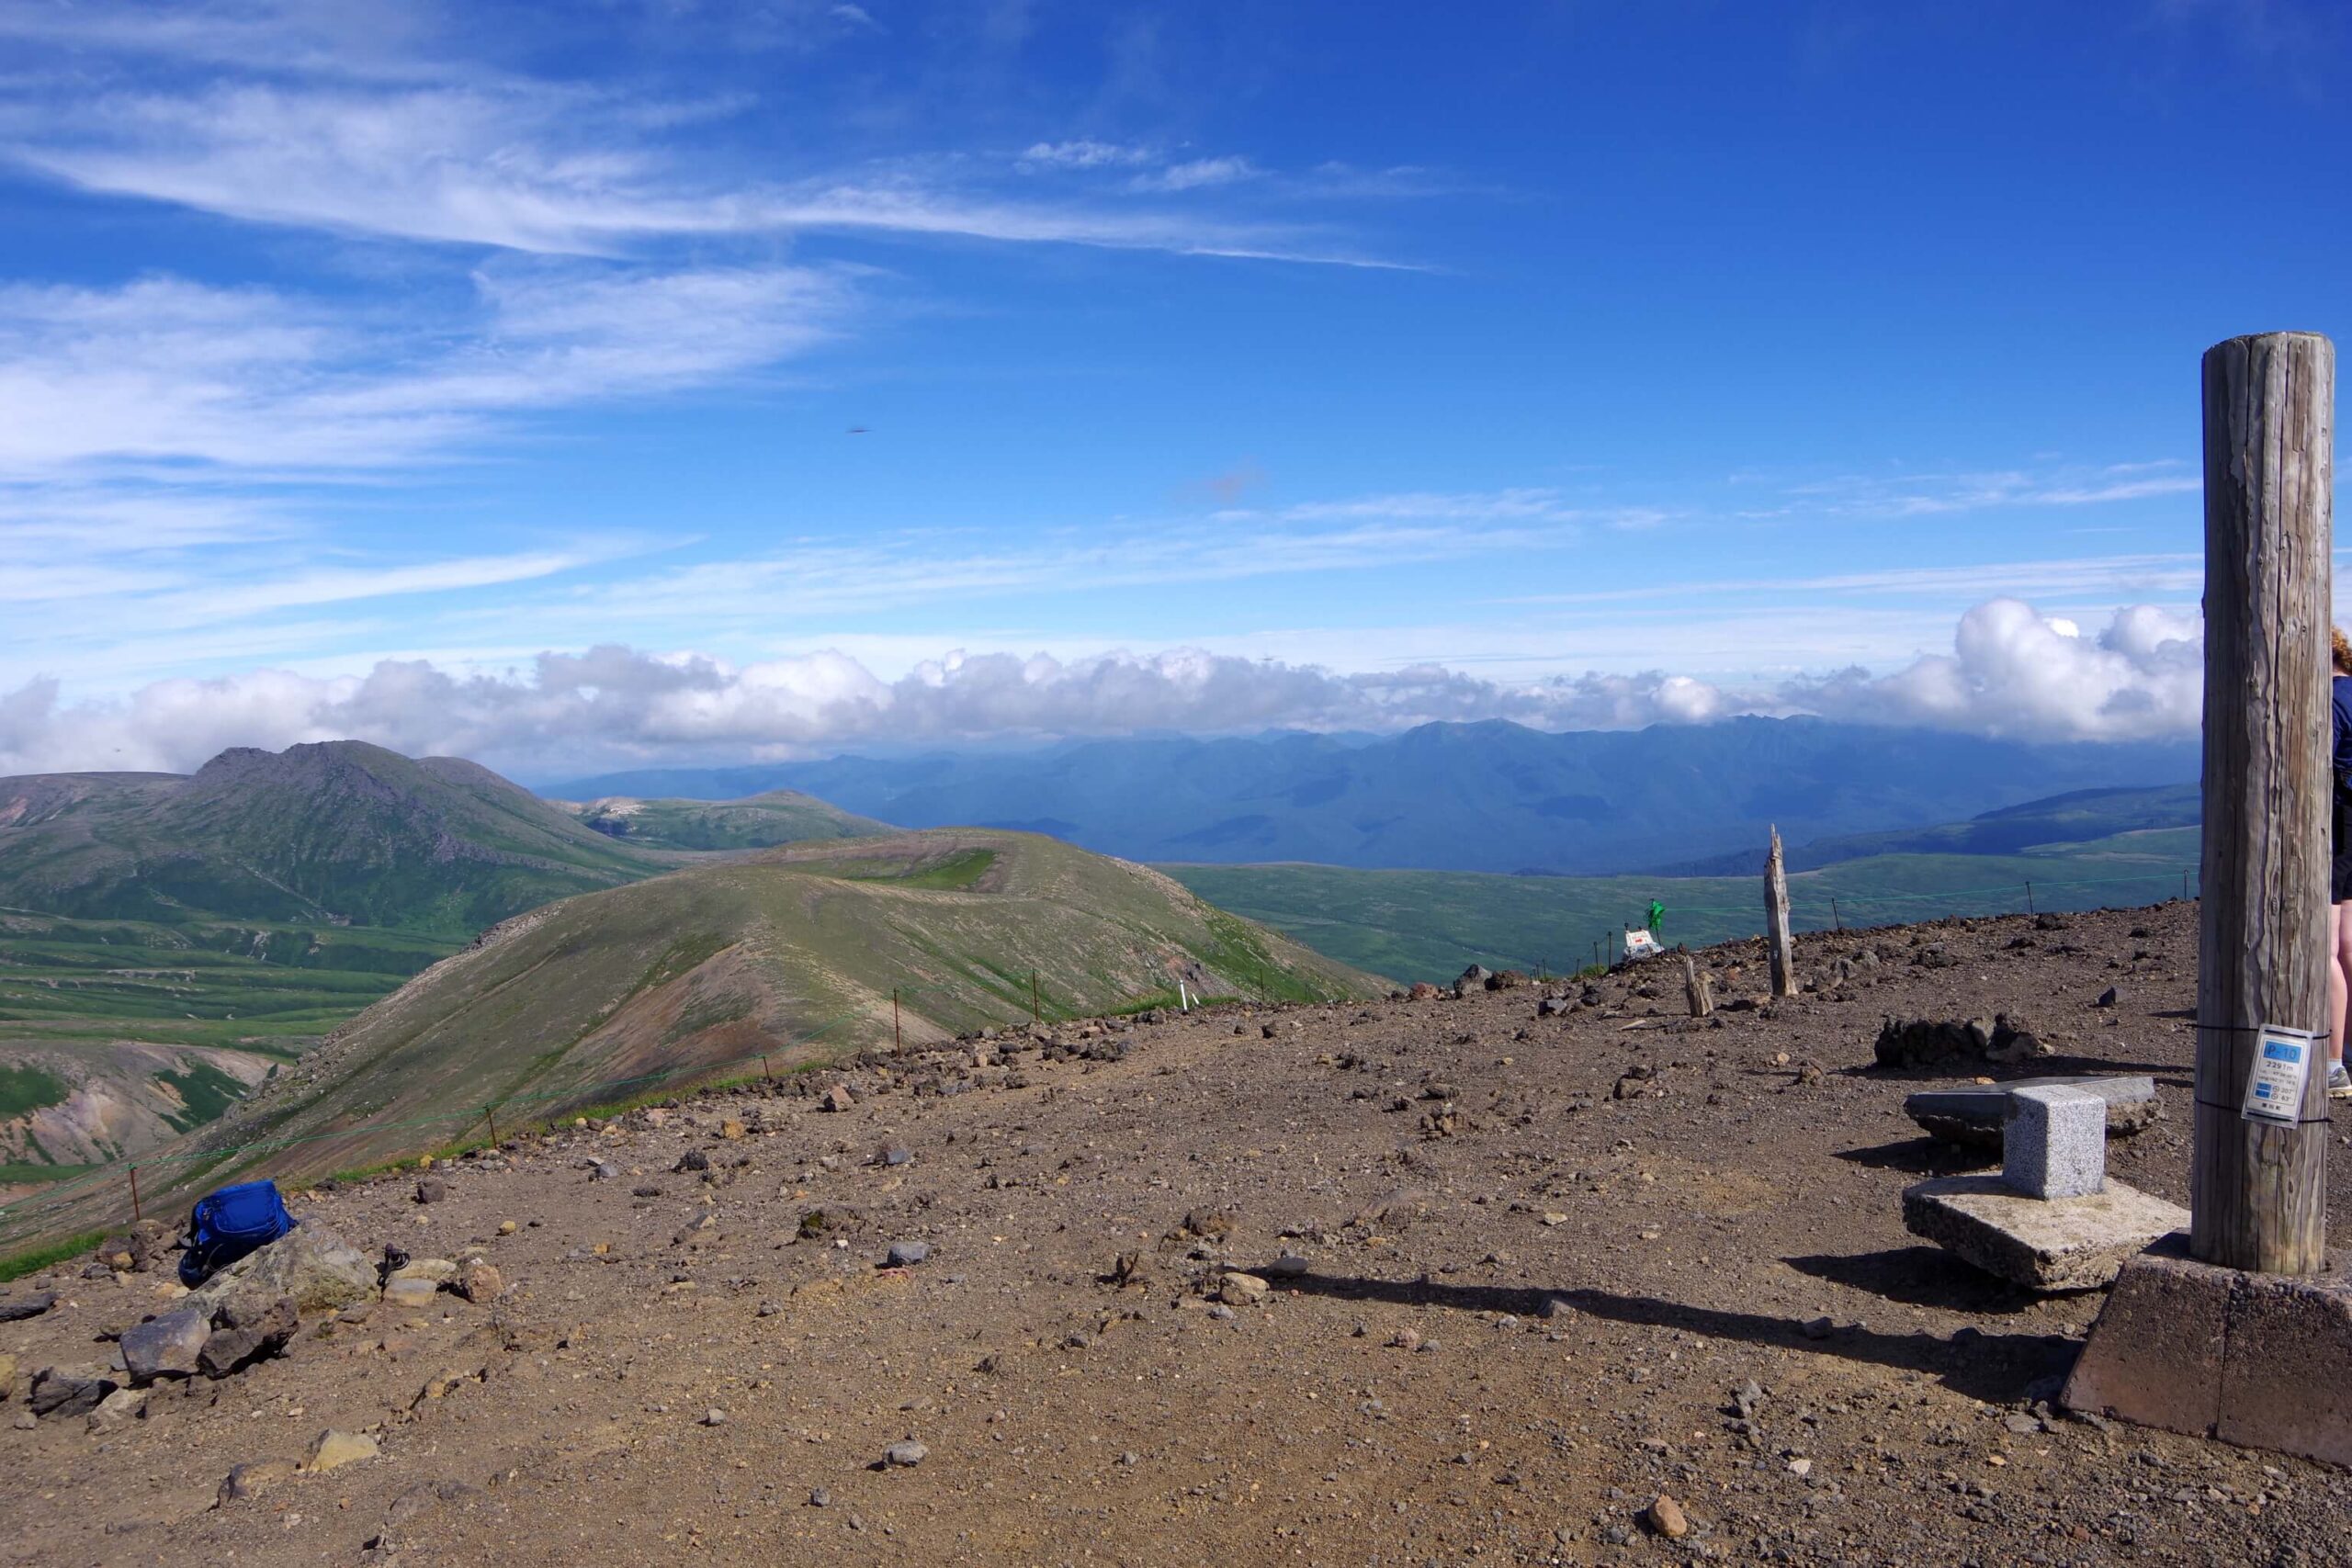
{"left": 2335, "top": 674, "right": 2352, "bottom": 792}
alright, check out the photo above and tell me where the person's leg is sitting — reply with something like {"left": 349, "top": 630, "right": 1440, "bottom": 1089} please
{"left": 2333, "top": 902, "right": 2352, "bottom": 1095}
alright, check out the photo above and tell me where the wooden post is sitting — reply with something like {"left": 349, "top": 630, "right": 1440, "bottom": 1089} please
{"left": 2193, "top": 330, "right": 2334, "bottom": 1276}
{"left": 1679, "top": 951, "right": 1713, "bottom": 1018}
{"left": 1030, "top": 972, "right": 1041, "bottom": 1024}
{"left": 484, "top": 1104, "right": 499, "bottom": 1146}
{"left": 892, "top": 987, "right": 901, "bottom": 1051}
{"left": 128, "top": 1164, "right": 141, "bottom": 1224}
{"left": 1763, "top": 825, "right": 1797, "bottom": 998}
{"left": 1830, "top": 897, "right": 1842, "bottom": 932}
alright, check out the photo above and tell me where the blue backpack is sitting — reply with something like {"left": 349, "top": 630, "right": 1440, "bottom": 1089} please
{"left": 178, "top": 1180, "right": 295, "bottom": 1288}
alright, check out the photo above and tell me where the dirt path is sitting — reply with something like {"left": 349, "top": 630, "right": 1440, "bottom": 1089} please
{"left": 2, "top": 900, "right": 2346, "bottom": 1566}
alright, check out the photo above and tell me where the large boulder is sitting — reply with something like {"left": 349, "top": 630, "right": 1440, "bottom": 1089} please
{"left": 120, "top": 1309, "right": 210, "bottom": 1384}
{"left": 184, "top": 1217, "right": 375, "bottom": 1319}
{"left": 198, "top": 1295, "right": 299, "bottom": 1378}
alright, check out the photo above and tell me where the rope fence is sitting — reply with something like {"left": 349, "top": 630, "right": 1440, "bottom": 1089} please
{"left": 1488, "top": 863, "right": 2201, "bottom": 982}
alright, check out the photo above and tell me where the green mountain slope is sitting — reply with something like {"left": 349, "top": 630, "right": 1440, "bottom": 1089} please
{"left": 554, "top": 789, "right": 890, "bottom": 850}
{"left": 1166, "top": 825, "right": 2199, "bottom": 983}
{"left": 1651, "top": 783, "right": 2199, "bottom": 875}
{"left": 0, "top": 741, "right": 667, "bottom": 936}
{"left": 5, "top": 830, "right": 1383, "bottom": 1237}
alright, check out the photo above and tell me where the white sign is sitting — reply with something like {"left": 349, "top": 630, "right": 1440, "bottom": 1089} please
{"left": 1622, "top": 930, "right": 1663, "bottom": 961}
{"left": 2243, "top": 1024, "right": 2318, "bottom": 1126}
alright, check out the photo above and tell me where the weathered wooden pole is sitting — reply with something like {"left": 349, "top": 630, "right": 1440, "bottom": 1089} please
{"left": 1679, "top": 950, "right": 1713, "bottom": 1018}
{"left": 2193, "top": 331, "right": 2333, "bottom": 1276}
{"left": 1763, "top": 826, "right": 1797, "bottom": 998}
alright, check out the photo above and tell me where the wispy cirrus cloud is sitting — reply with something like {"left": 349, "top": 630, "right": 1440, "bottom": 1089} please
{"left": 0, "top": 265, "right": 854, "bottom": 476}
{"left": 0, "top": 75, "right": 1391, "bottom": 265}
{"left": 1765, "top": 461, "right": 2200, "bottom": 519}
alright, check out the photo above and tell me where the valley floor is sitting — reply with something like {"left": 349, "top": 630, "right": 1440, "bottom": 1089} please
{"left": 1, "top": 900, "right": 2346, "bottom": 1566}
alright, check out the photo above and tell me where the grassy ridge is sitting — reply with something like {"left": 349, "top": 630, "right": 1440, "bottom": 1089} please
{"left": 0, "top": 830, "right": 1385, "bottom": 1246}
{"left": 556, "top": 790, "right": 889, "bottom": 851}
{"left": 1163, "top": 827, "right": 2199, "bottom": 983}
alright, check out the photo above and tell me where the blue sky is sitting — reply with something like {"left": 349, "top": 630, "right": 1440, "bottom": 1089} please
{"left": 1, "top": 0, "right": 2345, "bottom": 773}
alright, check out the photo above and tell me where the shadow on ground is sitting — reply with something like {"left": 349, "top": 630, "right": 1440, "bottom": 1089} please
{"left": 1273, "top": 1269, "right": 2076, "bottom": 1404}
{"left": 1781, "top": 1245, "right": 2039, "bottom": 1316}
{"left": 1834, "top": 1135, "right": 1984, "bottom": 1176}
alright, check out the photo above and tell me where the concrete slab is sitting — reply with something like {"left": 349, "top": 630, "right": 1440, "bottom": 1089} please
{"left": 1905, "top": 1075, "right": 2159, "bottom": 1150}
{"left": 1901, "top": 1174, "right": 2189, "bottom": 1291}
{"left": 2215, "top": 1265, "right": 2352, "bottom": 1465}
{"left": 2058, "top": 1232, "right": 2224, "bottom": 1438}
{"left": 2064, "top": 1238, "right": 2352, "bottom": 1468}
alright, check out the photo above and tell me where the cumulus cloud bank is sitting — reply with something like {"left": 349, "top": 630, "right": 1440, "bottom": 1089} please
{"left": 0, "top": 600, "right": 2202, "bottom": 778}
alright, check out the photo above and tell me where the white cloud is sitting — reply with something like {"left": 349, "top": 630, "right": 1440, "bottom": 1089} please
{"left": 0, "top": 599, "right": 2211, "bottom": 776}
{"left": 1788, "top": 599, "right": 2202, "bottom": 739}
{"left": 1, "top": 77, "right": 1381, "bottom": 265}
{"left": 1132, "top": 155, "right": 1261, "bottom": 192}
{"left": 1778, "top": 462, "right": 2200, "bottom": 519}
{"left": 1017, "top": 140, "right": 1156, "bottom": 170}
{"left": 0, "top": 265, "right": 852, "bottom": 475}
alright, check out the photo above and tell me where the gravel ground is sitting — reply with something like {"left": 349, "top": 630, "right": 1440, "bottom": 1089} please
{"left": 1, "top": 898, "right": 2346, "bottom": 1567}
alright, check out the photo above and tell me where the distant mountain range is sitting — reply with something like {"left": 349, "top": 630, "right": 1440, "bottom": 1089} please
{"left": 545, "top": 718, "right": 2199, "bottom": 875}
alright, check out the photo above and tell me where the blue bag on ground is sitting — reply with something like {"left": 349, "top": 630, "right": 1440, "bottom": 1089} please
{"left": 177, "top": 1179, "right": 294, "bottom": 1288}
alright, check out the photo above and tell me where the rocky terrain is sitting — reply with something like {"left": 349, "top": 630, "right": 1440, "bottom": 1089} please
{"left": 1, "top": 899, "right": 2346, "bottom": 1566}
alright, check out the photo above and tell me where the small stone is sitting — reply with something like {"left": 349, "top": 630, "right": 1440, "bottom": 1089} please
{"left": 674, "top": 1148, "right": 711, "bottom": 1174}
{"left": 0, "top": 1352, "right": 15, "bottom": 1400}
{"left": 701, "top": 1407, "right": 729, "bottom": 1426}
{"left": 879, "top": 1145, "right": 913, "bottom": 1167}
{"left": 586, "top": 1158, "right": 616, "bottom": 1181}
{"left": 883, "top": 1241, "right": 930, "bottom": 1269}
{"left": 808, "top": 1486, "right": 831, "bottom": 1506}
{"left": 2096, "top": 987, "right": 2120, "bottom": 1008}
{"left": 821, "top": 1084, "right": 855, "bottom": 1113}
{"left": 413, "top": 1177, "right": 447, "bottom": 1205}
{"left": 382, "top": 1277, "right": 438, "bottom": 1310}
{"left": 1262, "top": 1253, "right": 1311, "bottom": 1278}
{"left": 218, "top": 1461, "right": 294, "bottom": 1506}
{"left": 882, "top": 1439, "right": 928, "bottom": 1468}
{"left": 85, "top": 1386, "right": 146, "bottom": 1433}
{"left": 496, "top": 1221, "right": 518, "bottom": 1236}
{"left": 1217, "top": 1272, "right": 1270, "bottom": 1306}
{"left": 29, "top": 1366, "right": 119, "bottom": 1418}
{"left": 0, "top": 1292, "right": 57, "bottom": 1323}
{"left": 1789, "top": 1457, "right": 1813, "bottom": 1476}
{"left": 1387, "top": 1329, "right": 1422, "bottom": 1351}
{"left": 305, "top": 1429, "right": 381, "bottom": 1472}
{"left": 453, "top": 1261, "right": 503, "bottom": 1303}
{"left": 1646, "top": 1494, "right": 1691, "bottom": 1540}
{"left": 719, "top": 1120, "right": 746, "bottom": 1140}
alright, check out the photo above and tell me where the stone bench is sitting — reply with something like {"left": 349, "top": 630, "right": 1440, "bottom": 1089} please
{"left": 1904, "top": 1074, "right": 2160, "bottom": 1151}
{"left": 1903, "top": 1083, "right": 2187, "bottom": 1291}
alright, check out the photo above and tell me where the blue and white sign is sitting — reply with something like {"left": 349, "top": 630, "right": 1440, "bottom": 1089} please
{"left": 2242, "top": 1025, "right": 2318, "bottom": 1126}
